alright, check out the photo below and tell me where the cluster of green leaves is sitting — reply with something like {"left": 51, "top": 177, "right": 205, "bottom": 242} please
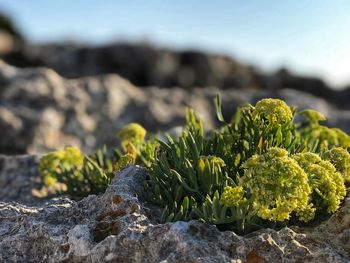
{"left": 144, "top": 97, "right": 350, "bottom": 233}
{"left": 39, "top": 96, "right": 350, "bottom": 235}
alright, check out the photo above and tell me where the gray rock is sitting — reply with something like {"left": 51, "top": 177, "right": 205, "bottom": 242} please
{"left": 2, "top": 42, "right": 258, "bottom": 90}
{"left": 0, "top": 154, "right": 41, "bottom": 205}
{"left": 0, "top": 159, "right": 349, "bottom": 263}
{"left": 0, "top": 60, "right": 350, "bottom": 155}
{"left": 0, "top": 30, "right": 16, "bottom": 55}
{"left": 2, "top": 41, "right": 346, "bottom": 108}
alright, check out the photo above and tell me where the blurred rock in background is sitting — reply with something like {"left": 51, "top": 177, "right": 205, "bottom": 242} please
{"left": 0, "top": 12, "right": 350, "bottom": 155}
{"left": 0, "top": 13, "right": 24, "bottom": 59}
{"left": 1, "top": 59, "right": 350, "bottom": 155}
{"left": 2, "top": 40, "right": 350, "bottom": 108}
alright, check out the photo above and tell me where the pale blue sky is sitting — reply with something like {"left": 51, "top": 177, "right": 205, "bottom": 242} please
{"left": 1, "top": 1, "right": 350, "bottom": 87}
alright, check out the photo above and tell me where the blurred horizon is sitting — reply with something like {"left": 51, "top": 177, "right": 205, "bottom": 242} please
{"left": 1, "top": 0, "right": 350, "bottom": 88}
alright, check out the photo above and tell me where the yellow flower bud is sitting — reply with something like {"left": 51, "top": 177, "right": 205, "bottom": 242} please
{"left": 117, "top": 123, "right": 146, "bottom": 146}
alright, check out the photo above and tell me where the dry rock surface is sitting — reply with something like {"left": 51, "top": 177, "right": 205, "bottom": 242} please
{"left": 1, "top": 60, "right": 350, "bottom": 155}
{"left": 0, "top": 157, "right": 349, "bottom": 263}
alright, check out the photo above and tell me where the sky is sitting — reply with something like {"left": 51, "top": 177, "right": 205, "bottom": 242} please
{"left": 0, "top": 0, "right": 350, "bottom": 88}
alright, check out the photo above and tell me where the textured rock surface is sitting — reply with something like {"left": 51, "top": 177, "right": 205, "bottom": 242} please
{"left": 0, "top": 159, "right": 349, "bottom": 263}
{"left": 1, "top": 60, "right": 350, "bottom": 155}
{"left": 0, "top": 155, "right": 41, "bottom": 205}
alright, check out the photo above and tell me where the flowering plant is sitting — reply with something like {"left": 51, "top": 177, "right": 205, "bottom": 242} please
{"left": 39, "top": 96, "right": 349, "bottom": 233}
{"left": 39, "top": 123, "right": 157, "bottom": 196}
{"left": 145, "top": 97, "right": 350, "bottom": 233}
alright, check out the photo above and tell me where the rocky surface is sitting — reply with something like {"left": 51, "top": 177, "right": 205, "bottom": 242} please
{"left": 1, "top": 60, "right": 350, "bottom": 155}
{"left": 0, "top": 160, "right": 349, "bottom": 263}
{"left": 0, "top": 155, "right": 41, "bottom": 205}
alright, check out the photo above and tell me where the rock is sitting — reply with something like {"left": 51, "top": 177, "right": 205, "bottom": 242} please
{"left": 0, "top": 154, "right": 41, "bottom": 205}
{"left": 0, "top": 60, "right": 350, "bottom": 155}
{"left": 0, "top": 13, "right": 23, "bottom": 40}
{"left": 0, "top": 30, "right": 16, "bottom": 55}
{"left": 0, "top": 160, "right": 349, "bottom": 262}
{"left": 2, "top": 42, "right": 258, "bottom": 90}
{"left": 0, "top": 13, "right": 25, "bottom": 65}
{"left": 2, "top": 41, "right": 350, "bottom": 108}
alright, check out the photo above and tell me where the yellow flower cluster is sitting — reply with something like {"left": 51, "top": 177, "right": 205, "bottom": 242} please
{"left": 257, "top": 197, "right": 301, "bottom": 222}
{"left": 241, "top": 148, "right": 310, "bottom": 222}
{"left": 295, "top": 203, "right": 316, "bottom": 222}
{"left": 117, "top": 123, "right": 147, "bottom": 146}
{"left": 293, "top": 152, "right": 346, "bottom": 213}
{"left": 254, "top": 98, "right": 293, "bottom": 126}
{"left": 323, "top": 147, "right": 350, "bottom": 182}
{"left": 220, "top": 186, "right": 244, "bottom": 207}
{"left": 39, "top": 146, "right": 84, "bottom": 186}
{"left": 116, "top": 123, "right": 147, "bottom": 168}
{"left": 332, "top": 128, "right": 350, "bottom": 147}
{"left": 299, "top": 109, "right": 326, "bottom": 124}
{"left": 310, "top": 126, "right": 350, "bottom": 148}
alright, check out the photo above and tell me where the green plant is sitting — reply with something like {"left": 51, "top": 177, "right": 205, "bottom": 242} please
{"left": 38, "top": 123, "right": 158, "bottom": 196}
{"left": 39, "top": 146, "right": 85, "bottom": 187}
{"left": 115, "top": 122, "right": 158, "bottom": 168}
{"left": 241, "top": 148, "right": 311, "bottom": 222}
{"left": 145, "top": 97, "right": 350, "bottom": 233}
{"left": 39, "top": 146, "right": 115, "bottom": 196}
{"left": 323, "top": 147, "right": 350, "bottom": 182}
{"left": 39, "top": 96, "right": 350, "bottom": 234}
{"left": 300, "top": 109, "right": 350, "bottom": 151}
{"left": 293, "top": 152, "right": 346, "bottom": 214}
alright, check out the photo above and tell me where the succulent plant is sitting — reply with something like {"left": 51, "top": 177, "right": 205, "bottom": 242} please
{"left": 39, "top": 122, "right": 157, "bottom": 196}
{"left": 39, "top": 96, "right": 349, "bottom": 234}
{"left": 39, "top": 146, "right": 84, "bottom": 187}
{"left": 299, "top": 109, "right": 350, "bottom": 151}
{"left": 145, "top": 97, "right": 349, "bottom": 233}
